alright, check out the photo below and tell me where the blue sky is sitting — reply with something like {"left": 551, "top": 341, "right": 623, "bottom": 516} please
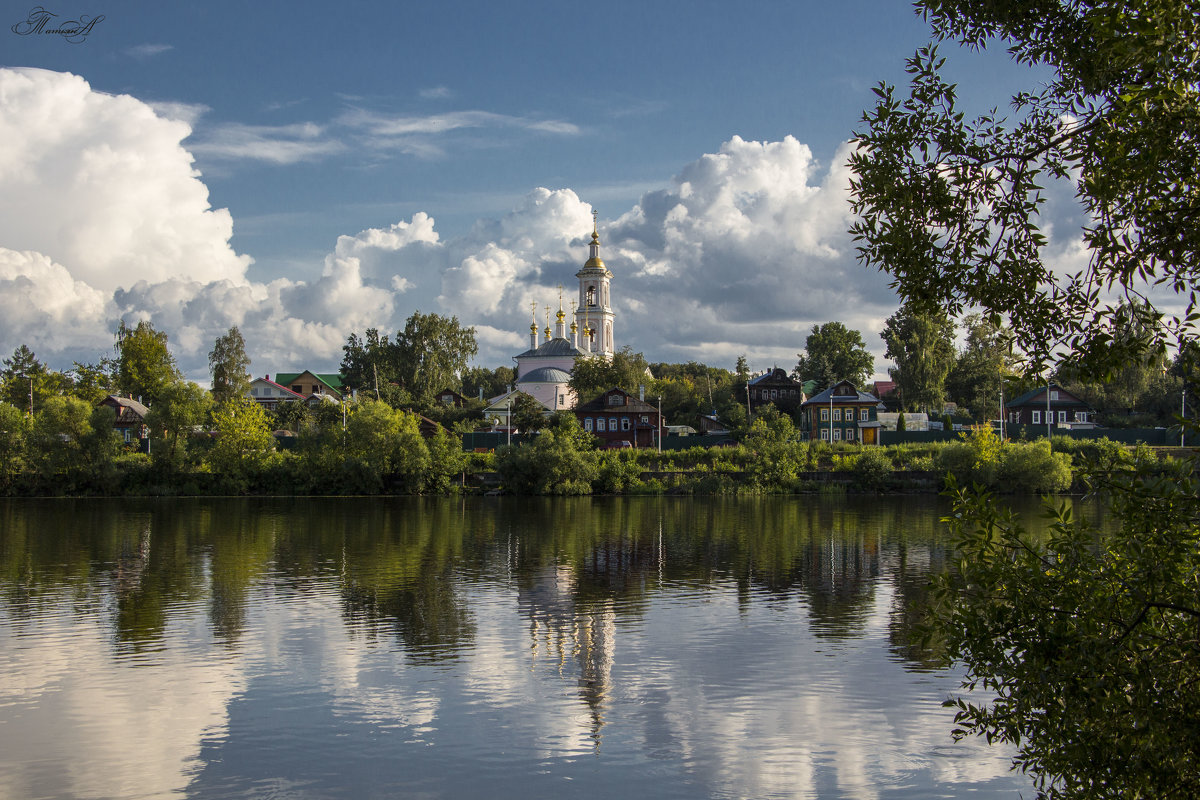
{"left": 0, "top": 1, "right": 1052, "bottom": 381}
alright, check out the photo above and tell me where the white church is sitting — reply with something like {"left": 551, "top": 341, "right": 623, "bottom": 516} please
{"left": 490, "top": 216, "right": 615, "bottom": 415}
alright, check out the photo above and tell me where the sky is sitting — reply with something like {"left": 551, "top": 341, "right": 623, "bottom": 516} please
{"left": 0, "top": 0, "right": 1058, "bottom": 383}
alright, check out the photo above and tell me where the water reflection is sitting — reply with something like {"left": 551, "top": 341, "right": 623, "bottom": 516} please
{"left": 0, "top": 495, "right": 1084, "bottom": 799}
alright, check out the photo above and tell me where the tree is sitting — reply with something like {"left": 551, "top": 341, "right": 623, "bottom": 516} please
{"left": 209, "top": 327, "right": 251, "bottom": 406}
{"left": 945, "top": 314, "right": 1015, "bottom": 421}
{"left": 393, "top": 312, "right": 477, "bottom": 408}
{"left": 849, "top": 1, "right": 1200, "bottom": 377}
{"left": 115, "top": 321, "right": 180, "bottom": 405}
{"left": 66, "top": 360, "right": 116, "bottom": 405}
{"left": 145, "top": 381, "right": 211, "bottom": 466}
{"left": 853, "top": 3, "right": 1200, "bottom": 796}
{"left": 1, "top": 345, "right": 62, "bottom": 415}
{"left": 340, "top": 327, "right": 398, "bottom": 400}
{"left": 509, "top": 392, "right": 548, "bottom": 434}
{"left": 206, "top": 399, "right": 276, "bottom": 491}
{"left": 794, "top": 322, "right": 874, "bottom": 388}
{"left": 568, "top": 346, "right": 652, "bottom": 404}
{"left": 460, "top": 366, "right": 515, "bottom": 402}
{"left": 881, "top": 305, "right": 955, "bottom": 414}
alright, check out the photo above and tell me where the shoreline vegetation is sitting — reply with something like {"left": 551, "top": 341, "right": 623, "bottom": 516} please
{"left": 0, "top": 411, "right": 1184, "bottom": 497}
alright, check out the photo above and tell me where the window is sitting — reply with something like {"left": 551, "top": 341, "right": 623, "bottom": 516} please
{"left": 820, "top": 429, "right": 830, "bottom": 441}
{"left": 596, "top": 418, "right": 606, "bottom": 432}
{"left": 559, "top": 394, "right": 565, "bottom": 406}
{"left": 123, "top": 428, "right": 131, "bottom": 443}
{"left": 1050, "top": 390, "right": 1060, "bottom": 400}
{"left": 820, "top": 408, "right": 829, "bottom": 421}
{"left": 859, "top": 408, "right": 869, "bottom": 421}
{"left": 833, "top": 429, "right": 842, "bottom": 441}
{"left": 771, "top": 389, "right": 777, "bottom": 398}
{"left": 1075, "top": 411, "right": 1088, "bottom": 422}
{"left": 1058, "top": 410, "right": 1067, "bottom": 423}
{"left": 584, "top": 418, "right": 593, "bottom": 431}
{"left": 608, "top": 394, "right": 625, "bottom": 406}
{"left": 586, "top": 286, "right": 596, "bottom": 307}
{"left": 833, "top": 408, "right": 842, "bottom": 422}
{"left": 621, "top": 417, "right": 631, "bottom": 431}
{"left": 846, "top": 428, "right": 855, "bottom": 441}
{"left": 641, "top": 416, "right": 649, "bottom": 423}
{"left": 292, "top": 385, "right": 302, "bottom": 394}
{"left": 1032, "top": 410, "right": 1041, "bottom": 424}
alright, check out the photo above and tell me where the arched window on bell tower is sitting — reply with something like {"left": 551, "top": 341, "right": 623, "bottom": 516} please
{"left": 586, "top": 285, "right": 596, "bottom": 307}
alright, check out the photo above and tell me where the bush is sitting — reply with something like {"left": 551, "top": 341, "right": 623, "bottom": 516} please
{"left": 997, "top": 441, "right": 1073, "bottom": 494}
{"left": 851, "top": 447, "right": 893, "bottom": 491}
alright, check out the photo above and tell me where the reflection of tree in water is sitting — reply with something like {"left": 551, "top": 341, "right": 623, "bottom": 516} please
{"left": 342, "top": 569, "right": 476, "bottom": 665}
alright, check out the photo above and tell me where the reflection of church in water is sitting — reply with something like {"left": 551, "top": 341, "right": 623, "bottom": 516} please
{"left": 518, "top": 564, "right": 618, "bottom": 749}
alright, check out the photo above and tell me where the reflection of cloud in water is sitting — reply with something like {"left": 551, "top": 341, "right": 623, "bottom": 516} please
{"left": 611, "top": 579, "right": 1015, "bottom": 800}
{"left": 0, "top": 596, "right": 243, "bottom": 800}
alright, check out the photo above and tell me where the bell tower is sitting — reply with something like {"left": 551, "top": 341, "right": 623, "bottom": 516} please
{"left": 575, "top": 210, "right": 614, "bottom": 357}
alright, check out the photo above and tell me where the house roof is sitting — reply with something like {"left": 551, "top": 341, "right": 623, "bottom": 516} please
{"left": 748, "top": 367, "right": 803, "bottom": 387}
{"left": 518, "top": 366, "right": 572, "bottom": 384}
{"left": 574, "top": 388, "right": 660, "bottom": 415}
{"left": 1006, "top": 384, "right": 1091, "bottom": 409}
{"left": 802, "top": 380, "right": 879, "bottom": 406}
{"left": 513, "top": 337, "right": 587, "bottom": 360}
{"left": 100, "top": 395, "right": 149, "bottom": 419}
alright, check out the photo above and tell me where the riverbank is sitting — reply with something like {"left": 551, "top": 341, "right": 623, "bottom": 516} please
{"left": 1, "top": 429, "right": 1182, "bottom": 497}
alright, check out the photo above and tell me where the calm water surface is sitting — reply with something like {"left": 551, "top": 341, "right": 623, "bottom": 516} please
{"left": 0, "top": 495, "right": 1077, "bottom": 799}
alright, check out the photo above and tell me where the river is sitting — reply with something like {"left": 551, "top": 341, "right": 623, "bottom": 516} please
{"left": 0, "top": 495, "right": 1077, "bottom": 799}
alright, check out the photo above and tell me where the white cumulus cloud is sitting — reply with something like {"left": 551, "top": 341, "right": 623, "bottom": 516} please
{"left": 0, "top": 67, "right": 902, "bottom": 381}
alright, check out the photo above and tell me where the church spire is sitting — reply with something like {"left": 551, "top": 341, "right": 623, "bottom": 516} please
{"left": 575, "top": 209, "right": 614, "bottom": 357}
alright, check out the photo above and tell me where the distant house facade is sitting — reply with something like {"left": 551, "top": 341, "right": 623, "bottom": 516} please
{"left": 98, "top": 395, "right": 148, "bottom": 444}
{"left": 435, "top": 388, "right": 467, "bottom": 408}
{"left": 574, "top": 388, "right": 665, "bottom": 448}
{"left": 1006, "top": 384, "right": 1094, "bottom": 428}
{"left": 799, "top": 380, "right": 883, "bottom": 445}
{"left": 247, "top": 376, "right": 305, "bottom": 411}
{"left": 747, "top": 368, "right": 806, "bottom": 413}
{"left": 274, "top": 371, "right": 345, "bottom": 401}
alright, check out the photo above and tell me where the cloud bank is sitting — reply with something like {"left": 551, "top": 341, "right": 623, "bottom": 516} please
{"left": 0, "top": 67, "right": 900, "bottom": 382}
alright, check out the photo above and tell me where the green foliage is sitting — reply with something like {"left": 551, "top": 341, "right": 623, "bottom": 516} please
{"left": 145, "top": 380, "right": 211, "bottom": 469}
{"left": 208, "top": 326, "right": 252, "bottom": 406}
{"left": 882, "top": 304, "right": 955, "bottom": 413}
{"left": 851, "top": 446, "right": 894, "bottom": 491}
{"left": 341, "top": 312, "right": 477, "bottom": 410}
{"left": 0, "top": 402, "right": 26, "bottom": 485}
{"left": 509, "top": 392, "right": 548, "bottom": 434}
{"left": 1, "top": 345, "right": 68, "bottom": 413}
{"left": 996, "top": 440, "right": 1073, "bottom": 494}
{"left": 495, "top": 417, "right": 597, "bottom": 495}
{"left": 115, "top": 321, "right": 181, "bottom": 405}
{"left": 568, "top": 346, "right": 652, "bottom": 403}
{"left": 593, "top": 450, "right": 643, "bottom": 494}
{"left": 272, "top": 400, "right": 311, "bottom": 433}
{"left": 206, "top": 399, "right": 277, "bottom": 492}
{"left": 946, "top": 314, "right": 1015, "bottom": 421}
{"left": 794, "top": 321, "right": 874, "bottom": 388}
{"left": 934, "top": 463, "right": 1200, "bottom": 799}
{"left": 460, "top": 366, "right": 514, "bottom": 401}
{"left": 850, "top": 3, "right": 1200, "bottom": 375}
{"left": 65, "top": 360, "right": 116, "bottom": 405}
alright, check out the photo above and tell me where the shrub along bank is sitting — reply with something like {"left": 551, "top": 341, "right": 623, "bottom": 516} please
{"left": 0, "top": 396, "right": 1170, "bottom": 497}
